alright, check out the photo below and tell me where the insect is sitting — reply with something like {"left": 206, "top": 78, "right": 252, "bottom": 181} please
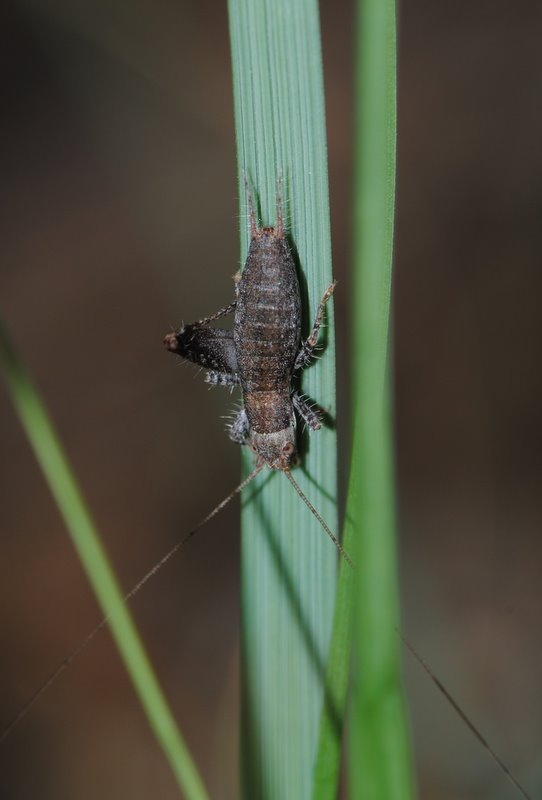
{"left": 164, "top": 177, "right": 352, "bottom": 565}
{"left": 161, "top": 178, "right": 533, "bottom": 800}
{"left": 1, "top": 181, "right": 532, "bottom": 800}
{"left": 0, "top": 177, "right": 351, "bottom": 748}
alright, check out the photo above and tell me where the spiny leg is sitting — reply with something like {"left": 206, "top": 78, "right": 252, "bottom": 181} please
{"left": 206, "top": 370, "right": 239, "bottom": 387}
{"left": 233, "top": 269, "right": 242, "bottom": 297}
{"left": 228, "top": 407, "right": 249, "bottom": 444}
{"left": 294, "top": 280, "right": 337, "bottom": 370}
{"left": 292, "top": 392, "right": 321, "bottom": 431}
{"left": 192, "top": 301, "right": 236, "bottom": 328}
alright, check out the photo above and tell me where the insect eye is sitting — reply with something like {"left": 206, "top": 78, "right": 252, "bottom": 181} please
{"left": 282, "top": 442, "right": 294, "bottom": 455}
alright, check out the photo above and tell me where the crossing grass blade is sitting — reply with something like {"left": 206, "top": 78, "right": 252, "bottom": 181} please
{"left": 0, "top": 321, "right": 209, "bottom": 800}
{"left": 228, "top": 0, "right": 339, "bottom": 796}
{"left": 312, "top": 1, "right": 414, "bottom": 797}
{"left": 348, "top": 0, "right": 415, "bottom": 797}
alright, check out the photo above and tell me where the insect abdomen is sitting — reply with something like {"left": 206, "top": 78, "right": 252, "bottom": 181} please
{"left": 234, "top": 231, "right": 300, "bottom": 434}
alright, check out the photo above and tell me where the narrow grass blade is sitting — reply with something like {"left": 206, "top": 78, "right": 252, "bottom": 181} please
{"left": 0, "top": 321, "right": 209, "bottom": 800}
{"left": 348, "top": 0, "right": 415, "bottom": 798}
{"left": 312, "top": 553, "right": 355, "bottom": 799}
{"left": 228, "top": 1, "right": 338, "bottom": 797}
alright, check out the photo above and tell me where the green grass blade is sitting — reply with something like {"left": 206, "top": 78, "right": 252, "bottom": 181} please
{"left": 0, "top": 321, "right": 209, "bottom": 800}
{"left": 348, "top": 0, "right": 415, "bottom": 798}
{"left": 312, "top": 553, "right": 355, "bottom": 799}
{"left": 228, "top": 1, "right": 338, "bottom": 797}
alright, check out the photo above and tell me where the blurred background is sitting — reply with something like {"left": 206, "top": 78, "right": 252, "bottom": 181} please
{"left": 0, "top": 0, "right": 540, "bottom": 798}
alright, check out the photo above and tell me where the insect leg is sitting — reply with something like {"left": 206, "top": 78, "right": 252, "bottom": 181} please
{"left": 164, "top": 326, "right": 238, "bottom": 382}
{"left": 205, "top": 370, "right": 240, "bottom": 387}
{"left": 233, "top": 270, "right": 242, "bottom": 298}
{"left": 294, "top": 280, "right": 337, "bottom": 370}
{"left": 192, "top": 301, "right": 236, "bottom": 328}
{"left": 292, "top": 392, "right": 321, "bottom": 431}
{"left": 228, "top": 407, "right": 249, "bottom": 444}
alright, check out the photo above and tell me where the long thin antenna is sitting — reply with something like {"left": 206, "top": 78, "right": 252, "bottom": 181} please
{"left": 285, "top": 467, "right": 530, "bottom": 798}
{"left": 0, "top": 464, "right": 263, "bottom": 744}
{"left": 284, "top": 469, "right": 354, "bottom": 567}
{"left": 4, "top": 465, "right": 533, "bottom": 800}
{"left": 400, "top": 633, "right": 533, "bottom": 800}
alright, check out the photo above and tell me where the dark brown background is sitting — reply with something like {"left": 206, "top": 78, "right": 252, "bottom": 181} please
{"left": 1, "top": 1, "right": 540, "bottom": 798}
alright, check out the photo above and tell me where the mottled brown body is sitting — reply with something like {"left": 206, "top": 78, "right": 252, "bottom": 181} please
{"left": 234, "top": 216, "right": 301, "bottom": 469}
{"left": 164, "top": 181, "right": 335, "bottom": 471}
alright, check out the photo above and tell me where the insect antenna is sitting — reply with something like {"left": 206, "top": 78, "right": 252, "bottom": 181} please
{"left": 400, "top": 634, "right": 533, "bottom": 800}
{"left": 283, "top": 469, "right": 354, "bottom": 567}
{"left": 0, "top": 463, "right": 263, "bottom": 744}
{"left": 284, "top": 472, "right": 531, "bottom": 798}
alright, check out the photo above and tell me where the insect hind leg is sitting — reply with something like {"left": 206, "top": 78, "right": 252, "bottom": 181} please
{"left": 192, "top": 301, "right": 236, "bottom": 328}
{"left": 164, "top": 326, "right": 238, "bottom": 381}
